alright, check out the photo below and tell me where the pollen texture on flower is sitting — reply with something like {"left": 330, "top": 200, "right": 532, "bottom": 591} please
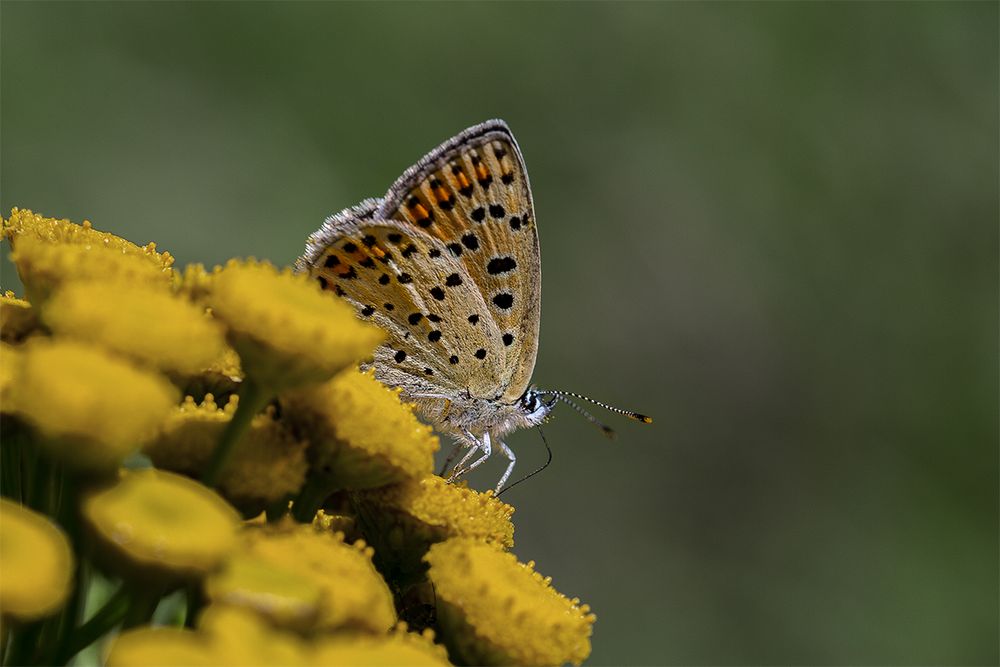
{"left": 222, "top": 520, "right": 397, "bottom": 634}
{"left": 3, "top": 209, "right": 175, "bottom": 303}
{"left": 0, "top": 290, "right": 37, "bottom": 343}
{"left": 426, "top": 537, "right": 595, "bottom": 666}
{"left": 207, "top": 259, "right": 384, "bottom": 389}
{"left": 284, "top": 368, "right": 439, "bottom": 489}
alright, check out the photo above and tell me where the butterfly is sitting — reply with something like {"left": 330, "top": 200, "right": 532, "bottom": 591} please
{"left": 297, "top": 120, "right": 649, "bottom": 492}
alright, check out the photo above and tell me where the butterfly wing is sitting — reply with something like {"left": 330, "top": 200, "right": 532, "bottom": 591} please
{"left": 299, "top": 120, "right": 540, "bottom": 404}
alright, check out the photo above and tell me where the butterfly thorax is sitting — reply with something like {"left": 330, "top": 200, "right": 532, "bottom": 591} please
{"left": 394, "top": 383, "right": 552, "bottom": 442}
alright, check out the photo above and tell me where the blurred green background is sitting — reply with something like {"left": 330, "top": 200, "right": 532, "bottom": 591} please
{"left": 2, "top": 2, "right": 996, "bottom": 664}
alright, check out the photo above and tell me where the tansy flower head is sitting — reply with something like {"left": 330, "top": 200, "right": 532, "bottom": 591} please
{"left": 426, "top": 538, "right": 595, "bottom": 667}
{"left": 83, "top": 469, "right": 241, "bottom": 582}
{"left": 0, "top": 291, "right": 37, "bottom": 343}
{"left": 12, "top": 339, "right": 178, "bottom": 471}
{"left": 311, "top": 629, "right": 451, "bottom": 667}
{"left": 1, "top": 342, "right": 19, "bottom": 411}
{"left": 42, "top": 281, "right": 227, "bottom": 375}
{"left": 216, "top": 520, "right": 396, "bottom": 634}
{"left": 143, "top": 396, "right": 308, "bottom": 515}
{"left": 3, "top": 209, "right": 175, "bottom": 304}
{"left": 0, "top": 499, "right": 74, "bottom": 621}
{"left": 105, "top": 627, "right": 216, "bottom": 667}
{"left": 357, "top": 476, "right": 514, "bottom": 584}
{"left": 285, "top": 369, "right": 439, "bottom": 490}
{"left": 203, "top": 553, "right": 323, "bottom": 633}
{"left": 197, "top": 605, "right": 308, "bottom": 666}
{"left": 207, "top": 259, "right": 384, "bottom": 390}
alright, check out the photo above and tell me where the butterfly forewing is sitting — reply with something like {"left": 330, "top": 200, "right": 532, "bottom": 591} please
{"left": 375, "top": 121, "right": 540, "bottom": 402}
{"left": 300, "top": 120, "right": 540, "bottom": 404}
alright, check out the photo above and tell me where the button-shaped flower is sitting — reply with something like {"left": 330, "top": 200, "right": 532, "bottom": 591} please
{"left": 284, "top": 369, "right": 438, "bottom": 492}
{"left": 426, "top": 538, "right": 595, "bottom": 666}
{"left": 207, "top": 260, "right": 384, "bottom": 391}
{"left": 144, "top": 395, "right": 308, "bottom": 515}
{"left": 42, "top": 281, "right": 226, "bottom": 375}
{"left": 0, "top": 499, "right": 74, "bottom": 621}
{"left": 11, "top": 339, "right": 178, "bottom": 471}
{"left": 83, "top": 469, "right": 240, "bottom": 583}
{"left": 3, "top": 209, "right": 175, "bottom": 304}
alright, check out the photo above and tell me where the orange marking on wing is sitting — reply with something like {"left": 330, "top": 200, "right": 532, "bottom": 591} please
{"left": 454, "top": 171, "right": 471, "bottom": 189}
{"left": 433, "top": 184, "right": 450, "bottom": 203}
{"left": 474, "top": 162, "right": 490, "bottom": 181}
{"left": 370, "top": 245, "right": 386, "bottom": 259}
{"left": 413, "top": 203, "right": 431, "bottom": 219}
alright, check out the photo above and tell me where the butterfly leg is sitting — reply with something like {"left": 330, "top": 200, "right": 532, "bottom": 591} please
{"left": 438, "top": 440, "right": 467, "bottom": 476}
{"left": 494, "top": 441, "right": 517, "bottom": 493}
{"left": 451, "top": 432, "right": 492, "bottom": 480}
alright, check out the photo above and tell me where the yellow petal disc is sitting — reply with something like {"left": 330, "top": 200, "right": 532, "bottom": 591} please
{"left": 0, "top": 499, "right": 74, "bottom": 620}
{"left": 83, "top": 469, "right": 240, "bottom": 579}
{"left": 208, "top": 260, "right": 384, "bottom": 390}
{"left": 13, "top": 339, "right": 178, "bottom": 470}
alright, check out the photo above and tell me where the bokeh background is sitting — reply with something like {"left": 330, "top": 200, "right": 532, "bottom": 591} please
{"left": 2, "top": 2, "right": 996, "bottom": 665}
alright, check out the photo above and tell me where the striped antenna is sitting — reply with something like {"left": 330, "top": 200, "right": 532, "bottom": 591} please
{"left": 540, "top": 390, "right": 652, "bottom": 426}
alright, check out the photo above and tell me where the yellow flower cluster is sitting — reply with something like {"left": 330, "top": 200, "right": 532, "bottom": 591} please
{"left": 0, "top": 209, "right": 596, "bottom": 667}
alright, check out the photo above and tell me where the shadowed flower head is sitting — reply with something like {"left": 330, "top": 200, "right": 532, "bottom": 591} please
{"left": 207, "top": 259, "right": 384, "bottom": 390}
{"left": 311, "top": 628, "right": 451, "bottom": 666}
{"left": 356, "top": 475, "right": 514, "bottom": 584}
{"left": 426, "top": 537, "right": 595, "bottom": 666}
{"left": 285, "top": 369, "right": 438, "bottom": 490}
{"left": 105, "top": 627, "right": 216, "bottom": 667}
{"left": 42, "top": 281, "right": 227, "bottom": 375}
{"left": 144, "top": 395, "right": 308, "bottom": 515}
{"left": 209, "top": 520, "right": 396, "bottom": 634}
{"left": 11, "top": 339, "right": 178, "bottom": 470}
{"left": 0, "top": 291, "right": 37, "bottom": 343}
{"left": 83, "top": 469, "right": 241, "bottom": 582}
{"left": 0, "top": 498, "right": 74, "bottom": 621}
{"left": 197, "top": 605, "right": 308, "bottom": 666}
{"left": 3, "top": 209, "right": 175, "bottom": 304}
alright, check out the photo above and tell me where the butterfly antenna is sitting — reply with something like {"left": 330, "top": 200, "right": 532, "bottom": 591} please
{"left": 544, "top": 390, "right": 653, "bottom": 428}
{"left": 497, "top": 426, "right": 553, "bottom": 496}
{"left": 542, "top": 392, "right": 618, "bottom": 439}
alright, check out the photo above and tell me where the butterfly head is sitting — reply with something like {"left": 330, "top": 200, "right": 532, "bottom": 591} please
{"left": 518, "top": 387, "right": 556, "bottom": 427}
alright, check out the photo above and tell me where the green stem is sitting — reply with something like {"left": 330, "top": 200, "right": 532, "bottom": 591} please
{"left": 292, "top": 473, "right": 335, "bottom": 523}
{"left": 51, "top": 584, "right": 131, "bottom": 665}
{"left": 201, "top": 379, "right": 270, "bottom": 487}
{"left": 121, "top": 589, "right": 160, "bottom": 630}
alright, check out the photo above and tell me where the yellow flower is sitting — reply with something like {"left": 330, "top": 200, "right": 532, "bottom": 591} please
{"left": 204, "top": 553, "right": 322, "bottom": 633}
{"left": 0, "top": 498, "right": 74, "bottom": 621}
{"left": 0, "top": 291, "right": 37, "bottom": 343}
{"left": 12, "top": 339, "right": 178, "bottom": 470}
{"left": 356, "top": 476, "right": 514, "bottom": 585}
{"left": 1, "top": 342, "right": 19, "bottom": 411}
{"left": 425, "top": 538, "right": 595, "bottom": 666}
{"left": 144, "top": 396, "right": 308, "bottom": 515}
{"left": 105, "top": 627, "right": 216, "bottom": 667}
{"left": 198, "top": 605, "right": 308, "bottom": 666}
{"left": 83, "top": 469, "right": 240, "bottom": 582}
{"left": 211, "top": 520, "right": 396, "bottom": 634}
{"left": 285, "top": 369, "right": 438, "bottom": 490}
{"left": 177, "top": 262, "right": 215, "bottom": 303}
{"left": 207, "top": 260, "right": 384, "bottom": 390}
{"left": 42, "top": 281, "right": 227, "bottom": 375}
{"left": 3, "top": 209, "right": 175, "bottom": 304}
{"left": 311, "top": 629, "right": 451, "bottom": 667}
